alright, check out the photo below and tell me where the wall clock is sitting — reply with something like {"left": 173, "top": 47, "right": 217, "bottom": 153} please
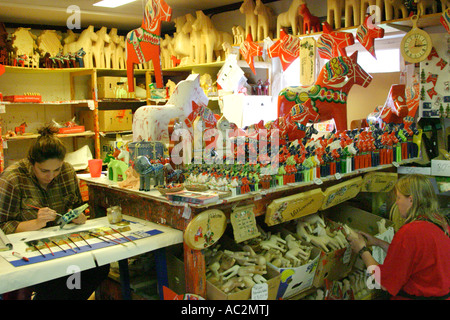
{"left": 401, "top": 15, "right": 432, "bottom": 63}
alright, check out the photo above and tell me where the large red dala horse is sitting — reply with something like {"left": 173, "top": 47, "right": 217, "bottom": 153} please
{"left": 277, "top": 51, "right": 372, "bottom": 138}
{"left": 126, "top": 0, "right": 172, "bottom": 92}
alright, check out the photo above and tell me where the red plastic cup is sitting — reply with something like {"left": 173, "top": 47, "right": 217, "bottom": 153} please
{"left": 88, "top": 159, "right": 103, "bottom": 178}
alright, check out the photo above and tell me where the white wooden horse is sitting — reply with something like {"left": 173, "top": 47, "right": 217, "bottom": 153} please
{"left": 92, "top": 26, "right": 110, "bottom": 68}
{"left": 132, "top": 74, "right": 209, "bottom": 145}
{"left": 115, "top": 35, "right": 126, "bottom": 69}
{"left": 254, "top": 0, "right": 274, "bottom": 41}
{"left": 66, "top": 25, "right": 98, "bottom": 68}
{"left": 327, "top": 0, "right": 345, "bottom": 30}
{"left": 104, "top": 28, "right": 118, "bottom": 69}
{"left": 173, "top": 14, "right": 193, "bottom": 65}
{"left": 240, "top": 0, "right": 258, "bottom": 42}
{"left": 384, "top": 0, "right": 408, "bottom": 20}
{"left": 192, "top": 10, "right": 233, "bottom": 64}
{"left": 62, "top": 29, "right": 78, "bottom": 55}
{"left": 276, "top": 0, "right": 303, "bottom": 38}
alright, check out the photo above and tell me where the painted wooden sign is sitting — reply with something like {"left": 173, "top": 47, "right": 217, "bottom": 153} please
{"left": 230, "top": 204, "right": 260, "bottom": 243}
{"left": 299, "top": 36, "right": 316, "bottom": 86}
{"left": 361, "top": 172, "right": 397, "bottom": 192}
{"left": 265, "top": 188, "right": 325, "bottom": 226}
{"left": 184, "top": 209, "right": 227, "bottom": 250}
{"left": 320, "top": 176, "right": 363, "bottom": 210}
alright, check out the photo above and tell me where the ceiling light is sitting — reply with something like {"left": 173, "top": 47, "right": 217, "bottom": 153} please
{"left": 93, "top": 0, "right": 136, "bottom": 8}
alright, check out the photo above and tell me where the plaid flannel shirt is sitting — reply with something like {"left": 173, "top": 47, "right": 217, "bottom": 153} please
{"left": 0, "top": 159, "right": 83, "bottom": 234}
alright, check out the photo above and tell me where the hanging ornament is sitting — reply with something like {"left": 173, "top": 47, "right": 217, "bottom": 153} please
{"left": 317, "top": 21, "right": 354, "bottom": 60}
{"left": 268, "top": 29, "right": 300, "bottom": 71}
{"left": 356, "top": 14, "right": 385, "bottom": 59}
{"left": 240, "top": 33, "right": 262, "bottom": 74}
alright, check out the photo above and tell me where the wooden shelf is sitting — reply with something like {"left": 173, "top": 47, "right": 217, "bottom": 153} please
{"left": 2, "top": 130, "right": 95, "bottom": 140}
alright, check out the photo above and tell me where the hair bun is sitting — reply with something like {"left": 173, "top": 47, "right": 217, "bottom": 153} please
{"left": 37, "top": 125, "right": 59, "bottom": 137}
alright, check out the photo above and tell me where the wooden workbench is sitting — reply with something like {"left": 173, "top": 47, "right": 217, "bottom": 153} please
{"left": 79, "top": 159, "right": 412, "bottom": 298}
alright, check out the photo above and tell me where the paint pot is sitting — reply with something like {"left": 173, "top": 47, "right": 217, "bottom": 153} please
{"left": 107, "top": 205, "right": 123, "bottom": 224}
{"left": 88, "top": 159, "right": 103, "bottom": 178}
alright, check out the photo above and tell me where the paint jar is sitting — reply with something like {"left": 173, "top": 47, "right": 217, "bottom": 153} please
{"left": 107, "top": 205, "right": 123, "bottom": 224}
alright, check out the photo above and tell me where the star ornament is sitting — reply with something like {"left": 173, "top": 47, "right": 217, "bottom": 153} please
{"left": 240, "top": 33, "right": 262, "bottom": 74}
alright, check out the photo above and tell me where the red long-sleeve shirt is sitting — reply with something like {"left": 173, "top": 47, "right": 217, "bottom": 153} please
{"left": 379, "top": 220, "right": 450, "bottom": 299}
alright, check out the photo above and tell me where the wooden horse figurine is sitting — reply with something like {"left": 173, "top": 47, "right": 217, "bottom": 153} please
{"left": 298, "top": 3, "right": 321, "bottom": 34}
{"left": 66, "top": 25, "right": 98, "bottom": 68}
{"left": 240, "top": 0, "right": 258, "bottom": 42}
{"left": 104, "top": 28, "right": 118, "bottom": 69}
{"left": 356, "top": 14, "right": 385, "bottom": 58}
{"left": 254, "top": 0, "right": 274, "bottom": 41}
{"left": 92, "top": 26, "right": 110, "bottom": 68}
{"left": 172, "top": 14, "right": 194, "bottom": 65}
{"left": 278, "top": 51, "right": 373, "bottom": 135}
{"left": 384, "top": 0, "right": 408, "bottom": 20}
{"left": 126, "top": 0, "right": 172, "bottom": 91}
{"left": 317, "top": 21, "right": 354, "bottom": 60}
{"left": 327, "top": 0, "right": 345, "bottom": 30}
{"left": 192, "top": 10, "right": 233, "bottom": 64}
{"left": 367, "top": 84, "right": 408, "bottom": 130}
{"left": 276, "top": 0, "right": 303, "bottom": 38}
{"left": 268, "top": 29, "right": 300, "bottom": 71}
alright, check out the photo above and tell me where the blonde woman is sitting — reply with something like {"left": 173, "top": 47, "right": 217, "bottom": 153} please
{"left": 348, "top": 174, "right": 450, "bottom": 300}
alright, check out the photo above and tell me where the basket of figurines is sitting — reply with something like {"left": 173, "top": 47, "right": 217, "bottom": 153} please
{"left": 156, "top": 184, "right": 184, "bottom": 195}
{"left": 185, "top": 184, "right": 209, "bottom": 192}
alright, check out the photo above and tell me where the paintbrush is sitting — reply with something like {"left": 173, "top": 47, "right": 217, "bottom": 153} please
{"left": 43, "top": 242, "right": 55, "bottom": 256}
{"left": 25, "top": 204, "right": 62, "bottom": 216}
{"left": 67, "top": 237, "right": 81, "bottom": 250}
{"left": 33, "top": 244, "right": 46, "bottom": 258}
{"left": 111, "top": 227, "right": 137, "bottom": 245}
{"left": 62, "top": 239, "right": 77, "bottom": 253}
{"left": 52, "top": 240, "right": 66, "bottom": 253}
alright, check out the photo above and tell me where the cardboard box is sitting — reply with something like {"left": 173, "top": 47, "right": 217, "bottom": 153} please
{"left": 97, "top": 76, "right": 136, "bottom": 99}
{"left": 324, "top": 204, "right": 395, "bottom": 265}
{"left": 268, "top": 247, "right": 321, "bottom": 299}
{"left": 206, "top": 267, "right": 281, "bottom": 300}
{"left": 79, "top": 109, "right": 133, "bottom": 132}
{"left": 313, "top": 245, "right": 356, "bottom": 288}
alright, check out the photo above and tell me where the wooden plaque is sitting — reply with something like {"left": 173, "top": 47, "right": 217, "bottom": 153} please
{"left": 321, "top": 176, "right": 363, "bottom": 210}
{"left": 361, "top": 172, "right": 398, "bottom": 192}
{"left": 265, "top": 188, "right": 325, "bottom": 226}
{"left": 184, "top": 209, "right": 227, "bottom": 250}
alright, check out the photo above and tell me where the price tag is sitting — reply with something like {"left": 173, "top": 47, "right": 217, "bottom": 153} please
{"left": 182, "top": 203, "right": 191, "bottom": 219}
{"left": 252, "top": 283, "right": 268, "bottom": 300}
{"left": 334, "top": 172, "right": 342, "bottom": 180}
{"left": 392, "top": 161, "right": 400, "bottom": 167}
{"left": 313, "top": 178, "right": 323, "bottom": 185}
{"left": 0, "top": 104, "right": 5, "bottom": 113}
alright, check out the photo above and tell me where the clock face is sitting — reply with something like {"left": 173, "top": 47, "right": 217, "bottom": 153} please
{"left": 401, "top": 31, "right": 432, "bottom": 63}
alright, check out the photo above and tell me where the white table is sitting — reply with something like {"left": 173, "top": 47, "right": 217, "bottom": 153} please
{"left": 0, "top": 215, "right": 183, "bottom": 299}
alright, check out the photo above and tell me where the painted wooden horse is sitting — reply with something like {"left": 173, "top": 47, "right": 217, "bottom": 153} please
{"left": 277, "top": 51, "right": 373, "bottom": 137}
{"left": 126, "top": 0, "right": 172, "bottom": 91}
{"left": 356, "top": 14, "right": 385, "bottom": 58}
{"left": 298, "top": 3, "right": 321, "bottom": 34}
{"left": 367, "top": 84, "right": 408, "bottom": 130}
{"left": 317, "top": 21, "right": 354, "bottom": 60}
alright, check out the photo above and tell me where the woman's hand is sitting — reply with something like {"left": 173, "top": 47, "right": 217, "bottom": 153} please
{"left": 36, "top": 207, "right": 58, "bottom": 227}
{"left": 347, "top": 231, "right": 367, "bottom": 253}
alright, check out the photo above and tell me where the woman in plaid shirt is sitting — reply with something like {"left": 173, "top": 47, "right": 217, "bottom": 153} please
{"left": 0, "top": 125, "right": 109, "bottom": 299}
